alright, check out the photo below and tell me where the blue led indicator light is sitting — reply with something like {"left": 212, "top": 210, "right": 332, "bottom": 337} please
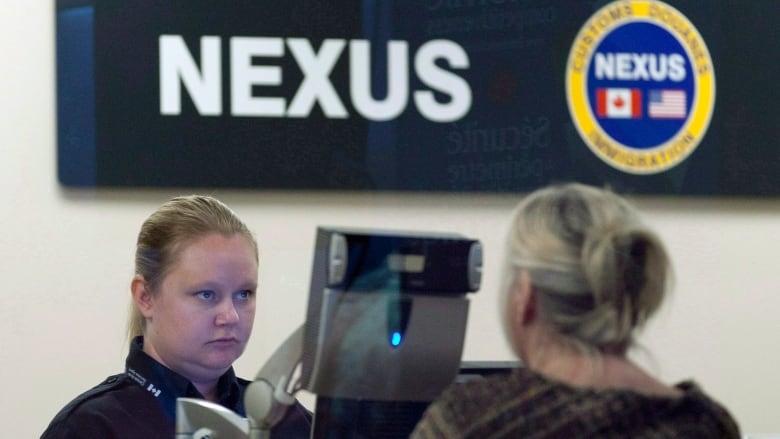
{"left": 390, "top": 332, "right": 402, "bottom": 347}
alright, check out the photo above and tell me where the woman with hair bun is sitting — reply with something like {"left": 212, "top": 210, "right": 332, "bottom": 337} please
{"left": 412, "top": 183, "right": 740, "bottom": 438}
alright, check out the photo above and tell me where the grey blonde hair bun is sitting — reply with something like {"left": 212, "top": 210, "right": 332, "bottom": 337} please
{"left": 505, "top": 183, "right": 670, "bottom": 352}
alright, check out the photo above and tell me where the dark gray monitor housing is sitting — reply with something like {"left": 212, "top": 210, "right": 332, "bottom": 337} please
{"left": 300, "top": 227, "right": 482, "bottom": 402}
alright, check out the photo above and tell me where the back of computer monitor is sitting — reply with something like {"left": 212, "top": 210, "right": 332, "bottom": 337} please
{"left": 299, "top": 227, "right": 482, "bottom": 402}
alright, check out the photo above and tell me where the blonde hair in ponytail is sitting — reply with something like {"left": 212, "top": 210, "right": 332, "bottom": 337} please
{"left": 127, "top": 195, "right": 258, "bottom": 344}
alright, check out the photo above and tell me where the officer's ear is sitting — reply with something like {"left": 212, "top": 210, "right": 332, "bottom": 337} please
{"left": 131, "top": 274, "right": 154, "bottom": 318}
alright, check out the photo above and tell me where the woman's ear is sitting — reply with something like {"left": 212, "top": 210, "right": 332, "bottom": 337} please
{"left": 131, "top": 274, "right": 154, "bottom": 318}
{"left": 506, "top": 270, "right": 538, "bottom": 361}
{"left": 514, "top": 270, "right": 538, "bottom": 326}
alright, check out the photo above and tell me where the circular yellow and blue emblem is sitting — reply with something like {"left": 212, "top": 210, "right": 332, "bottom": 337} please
{"left": 566, "top": 0, "right": 715, "bottom": 174}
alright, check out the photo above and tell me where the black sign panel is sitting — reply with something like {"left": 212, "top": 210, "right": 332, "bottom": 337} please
{"left": 56, "top": 0, "right": 780, "bottom": 195}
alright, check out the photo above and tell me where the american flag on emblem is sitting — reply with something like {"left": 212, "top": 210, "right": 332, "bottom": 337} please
{"left": 648, "top": 89, "right": 687, "bottom": 119}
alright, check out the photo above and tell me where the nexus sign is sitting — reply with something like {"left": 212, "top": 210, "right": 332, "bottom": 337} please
{"left": 159, "top": 35, "right": 472, "bottom": 122}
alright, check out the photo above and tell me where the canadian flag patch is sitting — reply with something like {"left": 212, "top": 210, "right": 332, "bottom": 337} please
{"left": 596, "top": 88, "right": 642, "bottom": 119}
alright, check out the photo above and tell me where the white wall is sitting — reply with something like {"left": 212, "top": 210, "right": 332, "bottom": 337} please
{"left": 2, "top": 3, "right": 779, "bottom": 437}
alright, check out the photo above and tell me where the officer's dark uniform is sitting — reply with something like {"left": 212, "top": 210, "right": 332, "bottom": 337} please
{"left": 41, "top": 337, "right": 312, "bottom": 438}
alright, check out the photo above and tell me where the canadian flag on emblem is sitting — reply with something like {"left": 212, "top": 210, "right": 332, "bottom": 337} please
{"left": 596, "top": 88, "right": 642, "bottom": 118}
